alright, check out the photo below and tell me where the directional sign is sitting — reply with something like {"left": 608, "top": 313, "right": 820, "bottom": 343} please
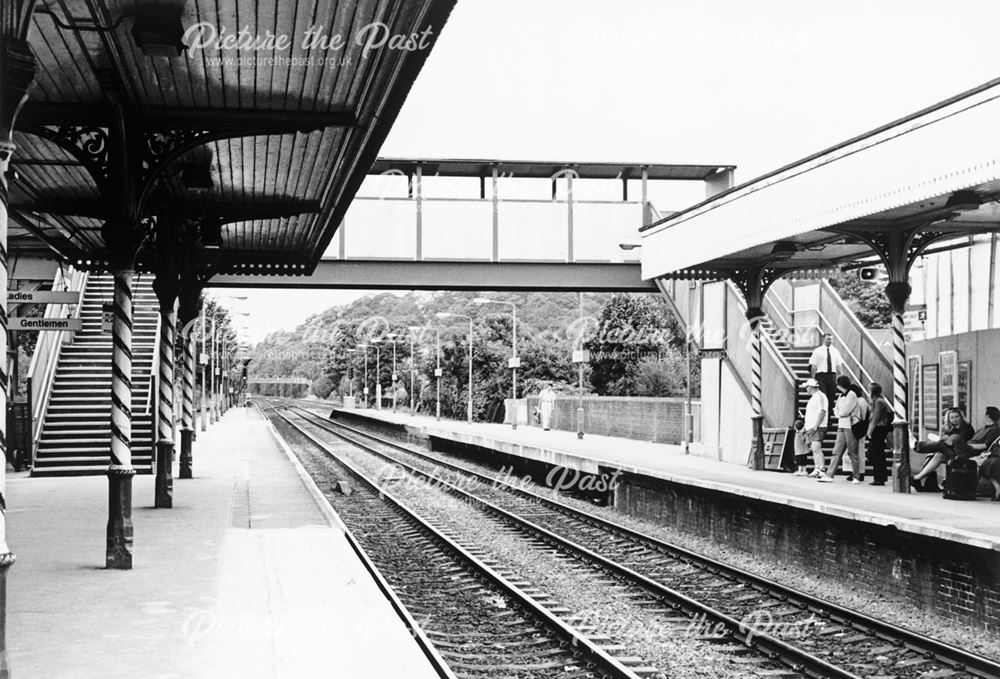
{"left": 9, "top": 317, "right": 82, "bottom": 332}
{"left": 8, "top": 290, "right": 79, "bottom": 305}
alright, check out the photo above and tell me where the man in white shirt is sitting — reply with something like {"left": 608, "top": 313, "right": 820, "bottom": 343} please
{"left": 809, "top": 334, "right": 843, "bottom": 422}
{"left": 801, "top": 379, "right": 828, "bottom": 477}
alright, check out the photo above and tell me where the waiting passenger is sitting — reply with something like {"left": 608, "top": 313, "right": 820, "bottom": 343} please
{"left": 978, "top": 425, "right": 1000, "bottom": 500}
{"left": 801, "top": 379, "right": 828, "bottom": 477}
{"left": 818, "top": 375, "right": 862, "bottom": 483}
{"left": 910, "top": 407, "right": 984, "bottom": 491}
{"left": 865, "top": 383, "right": 893, "bottom": 486}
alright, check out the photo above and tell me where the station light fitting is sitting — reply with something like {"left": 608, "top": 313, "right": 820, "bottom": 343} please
{"left": 131, "top": 2, "right": 186, "bottom": 56}
{"left": 618, "top": 239, "right": 642, "bottom": 251}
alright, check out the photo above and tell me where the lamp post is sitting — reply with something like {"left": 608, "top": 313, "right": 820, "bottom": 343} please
{"left": 436, "top": 312, "right": 473, "bottom": 423}
{"left": 356, "top": 344, "right": 371, "bottom": 407}
{"left": 473, "top": 298, "right": 519, "bottom": 429}
{"left": 369, "top": 341, "right": 383, "bottom": 409}
{"left": 386, "top": 333, "right": 399, "bottom": 413}
{"left": 407, "top": 326, "right": 422, "bottom": 415}
{"left": 210, "top": 310, "right": 247, "bottom": 421}
{"left": 434, "top": 327, "right": 442, "bottom": 420}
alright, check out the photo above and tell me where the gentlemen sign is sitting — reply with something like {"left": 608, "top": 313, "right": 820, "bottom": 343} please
{"left": 9, "top": 317, "right": 83, "bottom": 331}
{"left": 7, "top": 290, "right": 80, "bottom": 304}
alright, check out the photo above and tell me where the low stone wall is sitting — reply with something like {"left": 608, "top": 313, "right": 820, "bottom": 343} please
{"left": 524, "top": 395, "right": 700, "bottom": 444}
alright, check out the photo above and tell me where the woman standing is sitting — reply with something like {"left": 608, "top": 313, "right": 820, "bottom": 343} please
{"left": 819, "top": 375, "right": 862, "bottom": 484}
{"left": 866, "top": 383, "right": 893, "bottom": 486}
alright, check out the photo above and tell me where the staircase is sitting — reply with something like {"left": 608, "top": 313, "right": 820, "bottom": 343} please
{"left": 32, "top": 274, "right": 158, "bottom": 477}
{"left": 758, "top": 318, "right": 837, "bottom": 457}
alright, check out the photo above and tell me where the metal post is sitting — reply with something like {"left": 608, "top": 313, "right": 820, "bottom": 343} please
{"left": 686, "top": 283, "right": 694, "bottom": 452}
{"left": 467, "top": 317, "right": 473, "bottom": 423}
{"left": 180, "top": 323, "right": 195, "bottom": 479}
{"left": 200, "top": 305, "right": 207, "bottom": 431}
{"left": 107, "top": 269, "right": 136, "bottom": 569}
{"left": 209, "top": 314, "right": 216, "bottom": 423}
{"left": 435, "top": 329, "right": 441, "bottom": 420}
{"left": 409, "top": 335, "right": 416, "bottom": 414}
{"left": 887, "top": 282, "right": 913, "bottom": 492}
{"left": 391, "top": 340, "right": 398, "bottom": 412}
{"left": 154, "top": 302, "right": 176, "bottom": 508}
{"left": 747, "top": 306, "right": 765, "bottom": 471}
{"left": 511, "top": 304, "right": 518, "bottom": 430}
{"left": 0, "top": 41, "right": 36, "bottom": 669}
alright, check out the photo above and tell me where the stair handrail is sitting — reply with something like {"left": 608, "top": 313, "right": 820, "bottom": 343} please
{"left": 818, "top": 278, "right": 893, "bottom": 376}
{"left": 725, "top": 281, "right": 799, "bottom": 387}
{"left": 764, "top": 286, "right": 877, "bottom": 396}
{"left": 27, "top": 267, "right": 89, "bottom": 454}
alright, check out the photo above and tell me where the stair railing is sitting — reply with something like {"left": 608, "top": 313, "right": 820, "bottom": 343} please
{"left": 27, "top": 267, "right": 88, "bottom": 461}
{"left": 763, "top": 282, "right": 892, "bottom": 399}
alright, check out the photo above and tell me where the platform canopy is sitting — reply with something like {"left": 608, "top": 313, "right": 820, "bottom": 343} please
{"left": 639, "top": 78, "right": 1000, "bottom": 281}
{"left": 7, "top": 0, "right": 455, "bottom": 276}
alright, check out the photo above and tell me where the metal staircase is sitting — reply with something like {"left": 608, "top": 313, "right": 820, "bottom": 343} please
{"left": 32, "top": 274, "right": 158, "bottom": 476}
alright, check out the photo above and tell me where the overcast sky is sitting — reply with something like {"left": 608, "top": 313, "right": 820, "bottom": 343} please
{"left": 226, "top": 0, "right": 1000, "bottom": 343}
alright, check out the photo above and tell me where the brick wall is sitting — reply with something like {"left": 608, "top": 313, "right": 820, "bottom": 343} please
{"left": 525, "top": 396, "right": 700, "bottom": 444}
{"left": 615, "top": 473, "right": 1000, "bottom": 632}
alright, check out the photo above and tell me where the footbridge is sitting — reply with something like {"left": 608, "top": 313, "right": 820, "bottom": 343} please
{"left": 209, "top": 158, "right": 735, "bottom": 291}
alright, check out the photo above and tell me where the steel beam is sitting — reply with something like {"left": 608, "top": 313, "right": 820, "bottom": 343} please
{"left": 208, "top": 260, "right": 658, "bottom": 292}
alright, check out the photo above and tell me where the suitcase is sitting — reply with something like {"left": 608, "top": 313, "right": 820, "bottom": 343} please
{"left": 943, "top": 457, "right": 978, "bottom": 501}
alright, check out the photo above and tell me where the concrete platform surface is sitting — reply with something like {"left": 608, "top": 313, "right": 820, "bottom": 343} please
{"left": 5, "top": 407, "right": 442, "bottom": 679}
{"left": 331, "top": 406, "right": 1000, "bottom": 551}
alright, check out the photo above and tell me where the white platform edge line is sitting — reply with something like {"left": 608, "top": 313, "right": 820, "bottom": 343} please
{"left": 257, "top": 405, "right": 459, "bottom": 679}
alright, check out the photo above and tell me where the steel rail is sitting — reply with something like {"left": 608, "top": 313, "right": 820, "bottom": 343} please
{"left": 285, "top": 402, "right": 1000, "bottom": 679}
{"left": 283, "top": 403, "right": 858, "bottom": 679}
{"left": 264, "top": 404, "right": 642, "bottom": 679}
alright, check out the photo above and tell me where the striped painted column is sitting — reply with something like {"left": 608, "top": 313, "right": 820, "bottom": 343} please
{"left": 746, "top": 307, "right": 766, "bottom": 471}
{"left": 107, "top": 269, "right": 136, "bottom": 569}
{"left": 154, "top": 306, "right": 176, "bottom": 508}
{"left": 0, "top": 141, "right": 15, "bottom": 560}
{"left": 885, "top": 282, "right": 912, "bottom": 492}
{"left": 179, "top": 326, "right": 195, "bottom": 479}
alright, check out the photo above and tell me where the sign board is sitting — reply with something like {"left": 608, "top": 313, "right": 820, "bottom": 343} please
{"left": 508, "top": 357, "right": 521, "bottom": 369}
{"left": 958, "top": 361, "right": 971, "bottom": 421}
{"left": 907, "top": 355, "right": 922, "bottom": 438}
{"left": 8, "top": 317, "right": 82, "bottom": 332}
{"left": 939, "top": 350, "right": 958, "bottom": 422}
{"left": 700, "top": 349, "right": 728, "bottom": 360}
{"left": 102, "top": 303, "right": 114, "bottom": 333}
{"left": 199, "top": 352, "right": 208, "bottom": 365}
{"left": 433, "top": 368, "right": 442, "bottom": 377}
{"left": 922, "top": 364, "right": 939, "bottom": 431}
{"left": 8, "top": 290, "right": 79, "bottom": 305}
{"left": 571, "top": 349, "right": 590, "bottom": 363}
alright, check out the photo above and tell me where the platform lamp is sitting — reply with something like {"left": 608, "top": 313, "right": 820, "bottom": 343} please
{"left": 436, "top": 312, "right": 474, "bottom": 423}
{"left": 368, "top": 340, "right": 383, "bottom": 409}
{"left": 354, "top": 345, "right": 370, "bottom": 408}
{"left": 347, "top": 348, "right": 365, "bottom": 404}
{"left": 407, "top": 326, "right": 423, "bottom": 415}
{"left": 385, "top": 333, "right": 400, "bottom": 413}
{"left": 434, "top": 326, "right": 442, "bottom": 420}
{"left": 472, "top": 298, "right": 520, "bottom": 429}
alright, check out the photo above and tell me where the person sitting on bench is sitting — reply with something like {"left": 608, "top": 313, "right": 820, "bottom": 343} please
{"left": 911, "top": 407, "right": 997, "bottom": 490}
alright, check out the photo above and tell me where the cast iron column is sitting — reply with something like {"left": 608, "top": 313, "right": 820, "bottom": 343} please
{"left": 153, "top": 296, "right": 176, "bottom": 508}
{"left": 0, "top": 31, "right": 35, "bottom": 679}
{"left": 179, "top": 325, "right": 195, "bottom": 478}
{"left": 886, "top": 281, "right": 912, "bottom": 492}
{"left": 746, "top": 306, "right": 766, "bottom": 470}
{"left": 107, "top": 267, "right": 136, "bottom": 568}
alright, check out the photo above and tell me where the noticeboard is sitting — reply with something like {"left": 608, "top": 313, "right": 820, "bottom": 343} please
{"left": 907, "top": 355, "right": 922, "bottom": 438}
{"left": 958, "top": 361, "right": 971, "bottom": 421}
{"left": 922, "top": 364, "right": 939, "bottom": 432}
{"left": 939, "top": 351, "right": 958, "bottom": 422}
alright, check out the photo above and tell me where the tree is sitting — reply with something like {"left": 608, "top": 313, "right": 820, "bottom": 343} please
{"left": 828, "top": 268, "right": 892, "bottom": 328}
{"left": 584, "top": 294, "right": 687, "bottom": 395}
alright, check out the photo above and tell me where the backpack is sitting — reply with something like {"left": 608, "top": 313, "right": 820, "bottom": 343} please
{"left": 850, "top": 395, "right": 870, "bottom": 439}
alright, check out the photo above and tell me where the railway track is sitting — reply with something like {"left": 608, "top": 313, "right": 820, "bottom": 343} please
{"left": 277, "top": 400, "right": 1000, "bottom": 679}
{"left": 260, "top": 403, "right": 646, "bottom": 679}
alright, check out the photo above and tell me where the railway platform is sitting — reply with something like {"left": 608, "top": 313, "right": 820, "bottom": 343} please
{"left": 4, "top": 407, "right": 444, "bottom": 679}
{"left": 325, "top": 404, "right": 1000, "bottom": 631}
{"left": 328, "top": 405, "right": 1000, "bottom": 547}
